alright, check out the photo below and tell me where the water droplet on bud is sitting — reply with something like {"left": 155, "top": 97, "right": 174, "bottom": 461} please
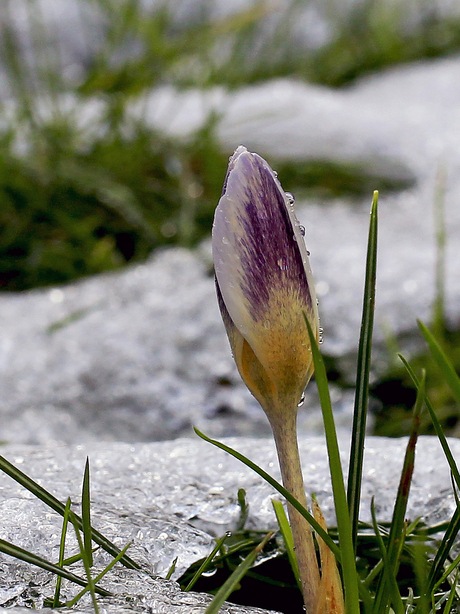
{"left": 285, "top": 192, "right": 295, "bottom": 206}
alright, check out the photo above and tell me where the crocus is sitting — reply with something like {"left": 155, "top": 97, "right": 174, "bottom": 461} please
{"left": 212, "top": 145, "right": 319, "bottom": 417}
{"left": 212, "top": 145, "right": 321, "bottom": 613}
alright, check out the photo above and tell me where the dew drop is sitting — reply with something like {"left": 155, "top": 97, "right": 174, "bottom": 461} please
{"left": 273, "top": 170, "right": 278, "bottom": 177}
{"left": 306, "top": 250, "right": 311, "bottom": 256}
{"left": 297, "top": 393, "right": 305, "bottom": 408}
{"left": 226, "top": 531, "right": 232, "bottom": 538}
{"left": 285, "top": 192, "right": 295, "bottom": 206}
{"left": 299, "top": 225, "right": 305, "bottom": 236}
{"left": 222, "top": 237, "right": 229, "bottom": 245}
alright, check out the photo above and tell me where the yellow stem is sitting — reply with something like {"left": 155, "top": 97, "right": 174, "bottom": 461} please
{"left": 270, "top": 410, "right": 320, "bottom": 614}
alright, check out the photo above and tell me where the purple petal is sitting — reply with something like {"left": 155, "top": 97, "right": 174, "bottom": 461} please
{"left": 212, "top": 146, "right": 317, "bottom": 341}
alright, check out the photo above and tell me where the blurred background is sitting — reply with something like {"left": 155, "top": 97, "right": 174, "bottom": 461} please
{"left": 1, "top": 0, "right": 460, "bottom": 439}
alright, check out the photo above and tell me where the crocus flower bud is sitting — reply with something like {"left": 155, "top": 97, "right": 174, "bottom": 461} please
{"left": 212, "top": 146, "right": 319, "bottom": 423}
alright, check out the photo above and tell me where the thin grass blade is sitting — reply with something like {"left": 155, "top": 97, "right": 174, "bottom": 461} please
{"left": 66, "top": 541, "right": 132, "bottom": 607}
{"left": 399, "top": 355, "right": 460, "bottom": 594}
{"left": 0, "top": 454, "right": 139, "bottom": 569}
{"left": 442, "top": 568, "right": 459, "bottom": 614}
{"left": 412, "top": 537, "right": 430, "bottom": 614}
{"left": 305, "top": 316, "right": 361, "bottom": 614}
{"left": 418, "top": 320, "right": 460, "bottom": 406}
{"left": 236, "top": 488, "right": 249, "bottom": 531}
{"left": 431, "top": 549, "right": 460, "bottom": 609}
{"left": 399, "top": 355, "right": 460, "bottom": 490}
{"left": 82, "top": 457, "right": 93, "bottom": 568}
{"left": 204, "top": 532, "right": 273, "bottom": 614}
{"left": 370, "top": 500, "right": 404, "bottom": 614}
{"left": 70, "top": 512, "right": 99, "bottom": 614}
{"left": 165, "top": 557, "right": 177, "bottom": 581}
{"left": 53, "top": 497, "right": 71, "bottom": 607}
{"left": 373, "top": 372, "right": 425, "bottom": 613}
{"left": 184, "top": 533, "right": 229, "bottom": 592}
{"left": 272, "top": 499, "right": 301, "bottom": 592}
{"left": 348, "top": 190, "right": 378, "bottom": 548}
{"left": 0, "top": 539, "right": 110, "bottom": 596}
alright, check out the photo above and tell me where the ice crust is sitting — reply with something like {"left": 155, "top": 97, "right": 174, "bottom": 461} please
{"left": 0, "top": 436, "right": 458, "bottom": 612}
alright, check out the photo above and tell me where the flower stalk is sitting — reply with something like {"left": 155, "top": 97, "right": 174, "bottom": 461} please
{"left": 270, "top": 410, "right": 320, "bottom": 612}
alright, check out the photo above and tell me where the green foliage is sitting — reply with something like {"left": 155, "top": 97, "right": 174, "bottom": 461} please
{"left": 1, "top": 0, "right": 460, "bottom": 290}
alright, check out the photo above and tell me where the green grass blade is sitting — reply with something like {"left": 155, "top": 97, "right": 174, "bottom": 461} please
{"left": 272, "top": 499, "right": 301, "bottom": 593}
{"left": 399, "top": 354, "right": 460, "bottom": 490}
{"left": 399, "top": 356, "right": 460, "bottom": 593}
{"left": 204, "top": 532, "right": 273, "bottom": 614}
{"left": 0, "top": 454, "right": 139, "bottom": 569}
{"left": 348, "top": 190, "right": 378, "bottom": 548}
{"left": 370, "top": 500, "right": 404, "bottom": 614}
{"left": 428, "top": 506, "right": 460, "bottom": 595}
{"left": 70, "top": 512, "right": 99, "bottom": 614}
{"left": 165, "top": 557, "right": 178, "bottom": 581}
{"left": 184, "top": 533, "right": 229, "bottom": 592}
{"left": 432, "top": 166, "right": 447, "bottom": 337}
{"left": 372, "top": 372, "right": 425, "bottom": 613}
{"left": 418, "top": 320, "right": 460, "bottom": 406}
{"left": 431, "top": 549, "right": 460, "bottom": 609}
{"left": 0, "top": 538, "right": 110, "bottom": 596}
{"left": 305, "top": 316, "right": 361, "bottom": 614}
{"left": 442, "top": 568, "right": 459, "bottom": 614}
{"left": 82, "top": 457, "right": 93, "bottom": 568}
{"left": 411, "top": 536, "right": 430, "bottom": 614}
{"left": 236, "top": 488, "right": 249, "bottom": 531}
{"left": 66, "top": 541, "right": 132, "bottom": 607}
{"left": 53, "top": 497, "right": 71, "bottom": 607}
{"left": 193, "top": 427, "right": 337, "bottom": 556}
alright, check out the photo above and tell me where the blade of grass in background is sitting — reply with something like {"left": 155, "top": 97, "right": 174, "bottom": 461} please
{"left": 432, "top": 166, "right": 447, "bottom": 338}
{"left": 52, "top": 497, "right": 72, "bottom": 607}
{"left": 70, "top": 512, "right": 99, "bottom": 614}
{"left": 0, "top": 539, "right": 110, "bottom": 596}
{"left": 0, "top": 454, "right": 140, "bottom": 569}
{"left": 430, "top": 550, "right": 460, "bottom": 613}
{"left": 372, "top": 372, "right": 425, "bottom": 613}
{"left": 272, "top": 499, "right": 301, "bottom": 593}
{"left": 442, "top": 568, "right": 459, "bottom": 614}
{"left": 165, "top": 557, "right": 177, "bottom": 581}
{"left": 66, "top": 541, "right": 132, "bottom": 608}
{"left": 418, "top": 320, "right": 460, "bottom": 405}
{"left": 348, "top": 190, "right": 378, "bottom": 549}
{"left": 370, "top": 500, "right": 404, "bottom": 614}
{"left": 203, "top": 532, "right": 274, "bottom": 614}
{"left": 184, "top": 533, "right": 229, "bottom": 592}
{"left": 399, "top": 355, "right": 460, "bottom": 490}
{"left": 399, "top": 355, "right": 460, "bottom": 595}
{"left": 236, "top": 488, "right": 249, "bottom": 532}
{"left": 305, "top": 316, "right": 361, "bottom": 614}
{"left": 82, "top": 458, "right": 93, "bottom": 568}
